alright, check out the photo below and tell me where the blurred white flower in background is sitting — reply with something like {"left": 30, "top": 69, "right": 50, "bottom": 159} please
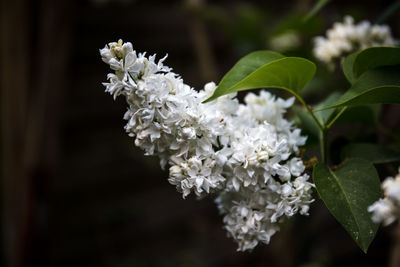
{"left": 313, "top": 16, "right": 397, "bottom": 68}
{"left": 99, "top": 40, "right": 314, "bottom": 251}
{"left": 369, "top": 168, "right": 400, "bottom": 226}
{"left": 269, "top": 30, "right": 301, "bottom": 52}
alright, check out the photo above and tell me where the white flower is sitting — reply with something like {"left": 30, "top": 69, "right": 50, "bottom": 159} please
{"left": 289, "top": 157, "right": 305, "bottom": 176}
{"left": 216, "top": 173, "right": 314, "bottom": 251}
{"left": 168, "top": 156, "right": 225, "bottom": 198}
{"left": 313, "top": 16, "right": 398, "bottom": 66}
{"left": 216, "top": 192, "right": 280, "bottom": 251}
{"left": 368, "top": 168, "right": 400, "bottom": 225}
{"left": 383, "top": 175, "right": 400, "bottom": 203}
{"left": 269, "top": 30, "right": 301, "bottom": 52}
{"left": 100, "top": 40, "right": 314, "bottom": 251}
{"left": 369, "top": 198, "right": 398, "bottom": 226}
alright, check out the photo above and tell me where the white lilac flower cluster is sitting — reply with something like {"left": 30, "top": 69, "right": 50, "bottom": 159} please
{"left": 368, "top": 168, "right": 400, "bottom": 226}
{"left": 313, "top": 16, "right": 397, "bottom": 67}
{"left": 100, "top": 40, "right": 314, "bottom": 251}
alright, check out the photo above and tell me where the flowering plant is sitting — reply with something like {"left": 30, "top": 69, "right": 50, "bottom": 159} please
{"left": 99, "top": 15, "right": 400, "bottom": 252}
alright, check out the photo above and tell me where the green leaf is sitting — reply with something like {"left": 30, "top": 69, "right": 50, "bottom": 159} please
{"left": 343, "top": 47, "right": 400, "bottom": 84}
{"left": 335, "top": 105, "right": 380, "bottom": 125}
{"left": 303, "top": 0, "right": 331, "bottom": 22}
{"left": 204, "top": 53, "right": 316, "bottom": 102}
{"left": 313, "top": 159, "right": 382, "bottom": 252}
{"left": 314, "top": 92, "right": 341, "bottom": 126}
{"left": 342, "top": 143, "right": 400, "bottom": 164}
{"left": 342, "top": 51, "right": 359, "bottom": 84}
{"left": 323, "top": 65, "right": 400, "bottom": 109}
{"left": 352, "top": 47, "right": 400, "bottom": 80}
{"left": 204, "top": 51, "right": 283, "bottom": 103}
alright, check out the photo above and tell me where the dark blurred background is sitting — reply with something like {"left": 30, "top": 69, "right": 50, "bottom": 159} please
{"left": 2, "top": 0, "right": 400, "bottom": 266}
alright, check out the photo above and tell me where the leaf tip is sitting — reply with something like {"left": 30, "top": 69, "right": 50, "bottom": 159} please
{"left": 202, "top": 95, "right": 216, "bottom": 103}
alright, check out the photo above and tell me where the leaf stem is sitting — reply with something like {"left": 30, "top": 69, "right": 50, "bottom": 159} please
{"left": 295, "top": 94, "right": 328, "bottom": 163}
{"left": 296, "top": 94, "right": 329, "bottom": 164}
{"left": 319, "top": 129, "right": 328, "bottom": 164}
{"left": 326, "top": 106, "right": 348, "bottom": 129}
{"left": 296, "top": 95, "right": 324, "bottom": 131}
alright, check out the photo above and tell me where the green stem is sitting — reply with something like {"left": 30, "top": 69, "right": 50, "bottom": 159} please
{"left": 326, "top": 106, "right": 348, "bottom": 129}
{"left": 319, "top": 129, "right": 328, "bottom": 164}
{"left": 296, "top": 94, "right": 324, "bottom": 131}
{"left": 295, "top": 93, "right": 328, "bottom": 163}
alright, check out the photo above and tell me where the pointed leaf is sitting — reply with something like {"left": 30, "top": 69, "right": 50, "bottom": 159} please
{"left": 203, "top": 50, "right": 284, "bottom": 103}
{"left": 204, "top": 53, "right": 316, "bottom": 102}
{"left": 352, "top": 47, "right": 400, "bottom": 80}
{"left": 343, "top": 47, "right": 400, "bottom": 84}
{"left": 342, "top": 143, "right": 400, "bottom": 164}
{"left": 324, "top": 65, "right": 400, "bottom": 109}
{"left": 313, "top": 159, "right": 382, "bottom": 252}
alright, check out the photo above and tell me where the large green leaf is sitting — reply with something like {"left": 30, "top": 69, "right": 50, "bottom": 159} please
{"left": 203, "top": 51, "right": 283, "bottom": 103}
{"left": 342, "top": 143, "right": 400, "bottom": 164}
{"left": 204, "top": 52, "right": 316, "bottom": 102}
{"left": 352, "top": 47, "right": 400, "bottom": 80}
{"left": 323, "top": 65, "right": 400, "bottom": 109}
{"left": 313, "top": 159, "right": 382, "bottom": 252}
{"left": 343, "top": 47, "right": 400, "bottom": 84}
